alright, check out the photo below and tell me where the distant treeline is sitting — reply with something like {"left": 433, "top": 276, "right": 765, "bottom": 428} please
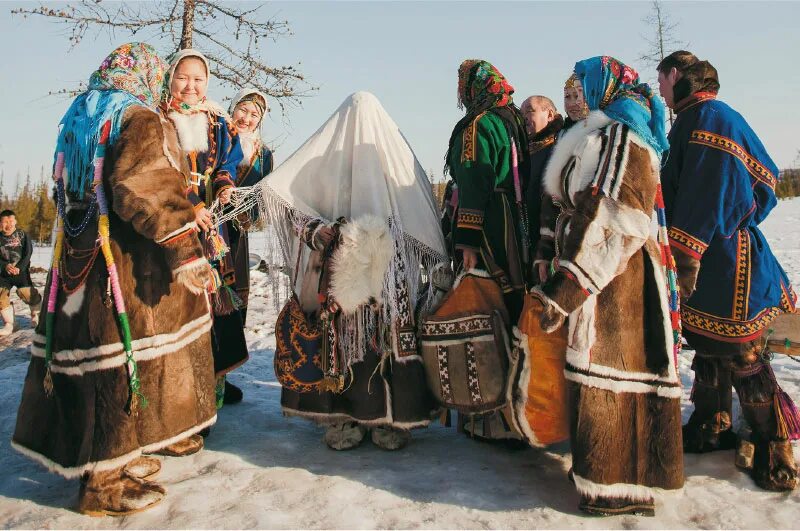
{"left": 776, "top": 169, "right": 800, "bottom": 199}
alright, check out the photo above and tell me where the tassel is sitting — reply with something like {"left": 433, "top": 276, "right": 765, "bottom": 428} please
{"left": 775, "top": 389, "right": 800, "bottom": 440}
{"left": 766, "top": 364, "right": 800, "bottom": 440}
{"left": 207, "top": 230, "right": 229, "bottom": 262}
{"left": 213, "top": 286, "right": 242, "bottom": 316}
{"left": 43, "top": 366, "right": 54, "bottom": 397}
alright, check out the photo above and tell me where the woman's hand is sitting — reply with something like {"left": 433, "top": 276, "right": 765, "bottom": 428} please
{"left": 195, "top": 207, "right": 213, "bottom": 232}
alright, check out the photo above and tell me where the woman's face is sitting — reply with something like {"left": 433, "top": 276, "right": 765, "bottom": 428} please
{"left": 564, "top": 84, "right": 588, "bottom": 122}
{"left": 169, "top": 57, "right": 208, "bottom": 105}
{"left": 232, "top": 100, "right": 263, "bottom": 133}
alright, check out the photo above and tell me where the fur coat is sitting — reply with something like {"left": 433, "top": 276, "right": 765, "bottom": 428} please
{"left": 535, "top": 110, "right": 684, "bottom": 502}
{"left": 12, "top": 106, "right": 216, "bottom": 478}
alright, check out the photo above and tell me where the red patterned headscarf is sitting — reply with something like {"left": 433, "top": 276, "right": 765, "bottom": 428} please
{"left": 457, "top": 59, "right": 515, "bottom": 112}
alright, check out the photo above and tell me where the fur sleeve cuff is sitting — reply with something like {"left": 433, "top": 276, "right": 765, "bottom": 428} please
{"left": 540, "top": 270, "right": 589, "bottom": 316}
{"left": 163, "top": 233, "right": 204, "bottom": 272}
{"left": 172, "top": 256, "right": 210, "bottom": 277}
{"left": 156, "top": 222, "right": 197, "bottom": 245}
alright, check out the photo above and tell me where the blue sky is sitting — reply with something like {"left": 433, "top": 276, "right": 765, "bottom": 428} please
{"left": 1, "top": 1, "right": 799, "bottom": 191}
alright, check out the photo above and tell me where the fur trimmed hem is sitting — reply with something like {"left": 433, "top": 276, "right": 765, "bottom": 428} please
{"left": 11, "top": 415, "right": 217, "bottom": 480}
{"left": 565, "top": 348, "right": 679, "bottom": 385}
{"left": 214, "top": 354, "right": 250, "bottom": 378}
{"left": 573, "top": 473, "right": 655, "bottom": 502}
{"left": 280, "top": 407, "right": 434, "bottom": 430}
{"left": 31, "top": 314, "right": 213, "bottom": 375}
{"left": 573, "top": 472, "right": 685, "bottom": 502}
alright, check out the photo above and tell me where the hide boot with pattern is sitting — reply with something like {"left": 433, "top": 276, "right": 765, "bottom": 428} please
{"left": 153, "top": 434, "right": 204, "bottom": 457}
{"left": 683, "top": 355, "right": 738, "bottom": 453}
{"left": 733, "top": 358, "right": 799, "bottom": 491}
{"left": 578, "top": 496, "right": 655, "bottom": 517}
{"left": 123, "top": 456, "right": 161, "bottom": 481}
{"left": 324, "top": 422, "right": 367, "bottom": 450}
{"left": 370, "top": 427, "right": 411, "bottom": 451}
{"left": 78, "top": 466, "right": 165, "bottom": 517}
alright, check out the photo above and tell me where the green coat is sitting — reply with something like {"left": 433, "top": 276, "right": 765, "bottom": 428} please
{"left": 449, "top": 112, "right": 526, "bottom": 309}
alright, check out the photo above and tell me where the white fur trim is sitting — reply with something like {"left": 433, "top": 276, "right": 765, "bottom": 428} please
{"left": 158, "top": 113, "right": 183, "bottom": 171}
{"left": 169, "top": 111, "right": 209, "bottom": 153}
{"left": 329, "top": 215, "right": 393, "bottom": 315}
{"left": 61, "top": 285, "right": 85, "bottom": 318}
{"left": 564, "top": 369, "right": 682, "bottom": 398}
{"left": 572, "top": 473, "right": 656, "bottom": 502}
{"left": 31, "top": 314, "right": 212, "bottom": 374}
{"left": 566, "top": 348, "right": 678, "bottom": 384}
{"left": 542, "top": 111, "right": 613, "bottom": 201}
{"left": 643, "top": 244, "right": 679, "bottom": 380}
{"left": 539, "top": 228, "right": 555, "bottom": 238}
{"left": 280, "top": 407, "right": 432, "bottom": 430}
{"left": 11, "top": 415, "right": 216, "bottom": 479}
{"left": 157, "top": 222, "right": 198, "bottom": 244}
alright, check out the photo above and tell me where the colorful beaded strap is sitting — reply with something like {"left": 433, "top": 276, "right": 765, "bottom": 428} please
{"left": 44, "top": 120, "right": 146, "bottom": 415}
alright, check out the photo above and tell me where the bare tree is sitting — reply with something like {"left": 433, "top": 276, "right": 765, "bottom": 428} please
{"left": 639, "top": 0, "right": 685, "bottom": 125}
{"left": 11, "top": 0, "right": 316, "bottom": 112}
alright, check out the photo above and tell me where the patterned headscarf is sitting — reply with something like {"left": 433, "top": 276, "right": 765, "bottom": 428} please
{"left": 457, "top": 59, "right": 515, "bottom": 112}
{"left": 88, "top": 42, "right": 167, "bottom": 106}
{"left": 56, "top": 42, "right": 167, "bottom": 199}
{"left": 574, "top": 56, "right": 669, "bottom": 155}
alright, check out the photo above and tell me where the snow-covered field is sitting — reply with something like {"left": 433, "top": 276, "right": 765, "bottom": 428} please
{"left": 0, "top": 199, "right": 799, "bottom": 529}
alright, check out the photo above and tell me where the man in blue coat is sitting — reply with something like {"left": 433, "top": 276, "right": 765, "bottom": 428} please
{"left": 659, "top": 51, "right": 798, "bottom": 492}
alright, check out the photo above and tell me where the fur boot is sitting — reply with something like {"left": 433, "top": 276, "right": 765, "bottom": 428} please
{"left": 78, "top": 466, "right": 165, "bottom": 517}
{"left": 153, "top": 434, "right": 204, "bottom": 457}
{"left": 123, "top": 456, "right": 162, "bottom": 481}
{"left": 370, "top": 426, "right": 411, "bottom": 451}
{"left": 0, "top": 306, "right": 14, "bottom": 336}
{"left": 683, "top": 355, "right": 737, "bottom": 453}
{"left": 751, "top": 440, "right": 798, "bottom": 492}
{"left": 323, "top": 422, "right": 367, "bottom": 451}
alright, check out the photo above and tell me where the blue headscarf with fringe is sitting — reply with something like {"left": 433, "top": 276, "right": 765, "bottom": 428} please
{"left": 55, "top": 42, "right": 167, "bottom": 199}
{"left": 574, "top": 56, "right": 669, "bottom": 156}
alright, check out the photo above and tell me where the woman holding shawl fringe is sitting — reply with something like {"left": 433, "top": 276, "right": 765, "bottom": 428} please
{"left": 161, "top": 49, "right": 249, "bottom": 408}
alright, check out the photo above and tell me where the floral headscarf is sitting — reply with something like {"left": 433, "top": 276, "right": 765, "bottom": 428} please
{"left": 56, "top": 42, "right": 167, "bottom": 199}
{"left": 457, "top": 59, "right": 515, "bottom": 112}
{"left": 574, "top": 56, "right": 669, "bottom": 155}
{"left": 88, "top": 42, "right": 167, "bottom": 106}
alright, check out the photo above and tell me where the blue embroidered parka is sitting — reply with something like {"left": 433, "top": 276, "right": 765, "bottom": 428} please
{"left": 662, "top": 96, "right": 796, "bottom": 342}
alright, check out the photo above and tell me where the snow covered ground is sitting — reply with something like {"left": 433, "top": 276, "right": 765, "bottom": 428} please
{"left": 0, "top": 199, "right": 799, "bottom": 529}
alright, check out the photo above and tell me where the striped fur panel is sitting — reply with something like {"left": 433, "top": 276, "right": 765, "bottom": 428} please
{"left": 30, "top": 313, "right": 213, "bottom": 375}
{"left": 568, "top": 197, "right": 652, "bottom": 293}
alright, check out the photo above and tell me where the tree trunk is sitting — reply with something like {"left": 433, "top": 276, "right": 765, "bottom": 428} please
{"left": 180, "top": 0, "right": 195, "bottom": 50}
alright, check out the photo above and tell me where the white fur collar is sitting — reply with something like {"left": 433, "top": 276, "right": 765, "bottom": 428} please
{"left": 238, "top": 131, "right": 261, "bottom": 164}
{"left": 168, "top": 111, "right": 209, "bottom": 153}
{"left": 542, "top": 111, "right": 613, "bottom": 200}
